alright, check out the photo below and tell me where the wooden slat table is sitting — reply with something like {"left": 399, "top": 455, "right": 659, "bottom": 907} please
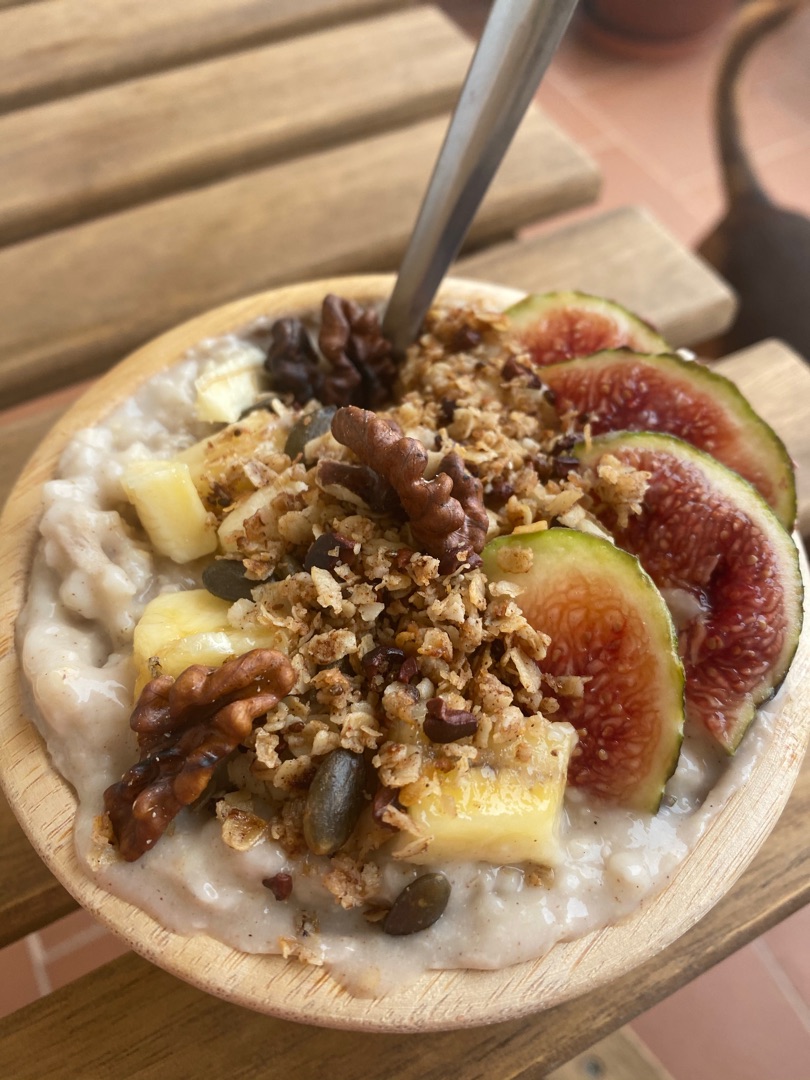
{"left": 0, "top": 0, "right": 805, "bottom": 1076}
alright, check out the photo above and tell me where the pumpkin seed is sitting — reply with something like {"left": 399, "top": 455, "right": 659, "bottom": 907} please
{"left": 284, "top": 406, "right": 337, "bottom": 462}
{"left": 303, "top": 749, "right": 366, "bottom": 856}
{"left": 202, "top": 559, "right": 256, "bottom": 601}
{"left": 382, "top": 873, "right": 451, "bottom": 936}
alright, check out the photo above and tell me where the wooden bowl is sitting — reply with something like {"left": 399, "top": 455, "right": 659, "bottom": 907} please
{"left": 1, "top": 275, "right": 808, "bottom": 1032}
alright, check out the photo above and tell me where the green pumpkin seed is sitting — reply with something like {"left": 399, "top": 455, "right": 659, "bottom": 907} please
{"left": 303, "top": 749, "right": 366, "bottom": 856}
{"left": 284, "top": 406, "right": 337, "bottom": 462}
{"left": 202, "top": 559, "right": 256, "bottom": 601}
{"left": 382, "top": 873, "right": 451, "bottom": 936}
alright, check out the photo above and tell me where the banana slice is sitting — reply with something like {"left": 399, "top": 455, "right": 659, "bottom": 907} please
{"left": 121, "top": 459, "right": 217, "bottom": 563}
{"left": 194, "top": 341, "right": 266, "bottom": 423}
{"left": 132, "top": 588, "right": 288, "bottom": 695}
{"left": 393, "top": 718, "right": 576, "bottom": 867}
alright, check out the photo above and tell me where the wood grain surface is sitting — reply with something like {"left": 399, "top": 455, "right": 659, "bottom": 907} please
{"left": 458, "top": 206, "right": 737, "bottom": 348}
{"left": 0, "top": 204, "right": 737, "bottom": 508}
{"left": 0, "top": 110, "right": 598, "bottom": 407}
{"left": 0, "top": 794, "right": 74, "bottom": 949}
{"left": 0, "top": 0, "right": 410, "bottom": 112}
{"left": 550, "top": 1028, "right": 674, "bottom": 1080}
{"left": 0, "top": 6, "right": 471, "bottom": 245}
{"left": 716, "top": 342, "right": 810, "bottom": 538}
{"left": 1, "top": 276, "right": 808, "bottom": 1034}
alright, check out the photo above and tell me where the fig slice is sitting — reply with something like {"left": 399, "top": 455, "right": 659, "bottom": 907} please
{"left": 482, "top": 528, "right": 684, "bottom": 812}
{"left": 575, "top": 432, "right": 804, "bottom": 752}
{"left": 542, "top": 349, "right": 796, "bottom": 530}
{"left": 505, "top": 291, "right": 669, "bottom": 366}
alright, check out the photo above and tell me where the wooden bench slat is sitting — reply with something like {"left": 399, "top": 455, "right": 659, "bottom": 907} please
{"left": 0, "top": 0, "right": 410, "bottom": 113}
{"left": 549, "top": 1028, "right": 675, "bottom": 1080}
{"left": 715, "top": 340, "right": 810, "bottom": 537}
{"left": 1, "top": 754, "right": 806, "bottom": 1077}
{"left": 3, "top": 202, "right": 730, "bottom": 509}
{"left": 457, "top": 206, "right": 737, "bottom": 348}
{"left": 0, "top": 294, "right": 804, "bottom": 537}
{"left": 0, "top": 108, "right": 598, "bottom": 408}
{"left": 0, "top": 794, "right": 75, "bottom": 949}
{"left": 0, "top": 6, "right": 471, "bottom": 246}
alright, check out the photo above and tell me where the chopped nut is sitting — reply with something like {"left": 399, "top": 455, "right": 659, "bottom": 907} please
{"left": 103, "top": 649, "right": 294, "bottom": 861}
{"left": 330, "top": 407, "right": 487, "bottom": 571}
{"left": 317, "top": 459, "right": 402, "bottom": 514}
{"left": 423, "top": 698, "right": 479, "bottom": 743}
{"left": 217, "top": 805, "right": 268, "bottom": 851}
{"left": 303, "top": 531, "right": 355, "bottom": 573}
{"left": 319, "top": 294, "right": 396, "bottom": 409}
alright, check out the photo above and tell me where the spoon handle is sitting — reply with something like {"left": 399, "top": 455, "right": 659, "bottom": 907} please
{"left": 382, "top": 0, "right": 579, "bottom": 353}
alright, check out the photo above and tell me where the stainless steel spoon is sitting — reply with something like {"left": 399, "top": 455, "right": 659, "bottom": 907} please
{"left": 382, "top": 0, "right": 579, "bottom": 353}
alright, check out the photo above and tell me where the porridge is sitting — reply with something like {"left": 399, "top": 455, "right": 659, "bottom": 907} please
{"left": 18, "top": 291, "right": 803, "bottom": 995}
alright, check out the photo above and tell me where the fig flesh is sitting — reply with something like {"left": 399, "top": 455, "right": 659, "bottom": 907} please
{"left": 541, "top": 349, "right": 796, "bottom": 529}
{"left": 505, "top": 291, "right": 669, "bottom": 366}
{"left": 575, "top": 432, "right": 804, "bottom": 751}
{"left": 482, "top": 528, "right": 684, "bottom": 811}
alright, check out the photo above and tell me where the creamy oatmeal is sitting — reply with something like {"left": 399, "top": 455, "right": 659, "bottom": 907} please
{"left": 18, "top": 295, "right": 800, "bottom": 995}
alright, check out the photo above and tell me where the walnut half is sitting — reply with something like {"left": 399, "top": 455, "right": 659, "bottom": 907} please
{"left": 104, "top": 649, "right": 295, "bottom": 861}
{"left": 330, "top": 406, "right": 488, "bottom": 572}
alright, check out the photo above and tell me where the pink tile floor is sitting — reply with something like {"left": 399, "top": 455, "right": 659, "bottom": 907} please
{"left": 3, "top": 4, "right": 810, "bottom": 1077}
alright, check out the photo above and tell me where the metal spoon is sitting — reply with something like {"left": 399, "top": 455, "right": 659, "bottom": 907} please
{"left": 382, "top": 0, "right": 579, "bottom": 353}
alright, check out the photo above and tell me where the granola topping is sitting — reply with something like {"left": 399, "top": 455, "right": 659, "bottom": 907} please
{"left": 19, "top": 293, "right": 777, "bottom": 997}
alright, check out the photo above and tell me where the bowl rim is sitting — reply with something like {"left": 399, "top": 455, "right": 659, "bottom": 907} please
{"left": 1, "top": 273, "right": 808, "bottom": 1032}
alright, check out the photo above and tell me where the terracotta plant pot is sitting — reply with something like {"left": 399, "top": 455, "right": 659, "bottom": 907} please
{"left": 580, "top": 0, "right": 736, "bottom": 58}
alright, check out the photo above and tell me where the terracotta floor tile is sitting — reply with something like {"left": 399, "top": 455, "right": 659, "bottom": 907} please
{"left": 536, "top": 77, "right": 616, "bottom": 155}
{"left": 750, "top": 139, "right": 810, "bottom": 216}
{"left": 742, "top": 8, "right": 810, "bottom": 128}
{"left": 765, "top": 904, "right": 810, "bottom": 1009}
{"left": 46, "top": 929, "right": 130, "bottom": 993}
{"left": 0, "top": 939, "right": 43, "bottom": 1019}
{"left": 631, "top": 941, "right": 810, "bottom": 1080}
{"left": 680, "top": 131, "right": 810, "bottom": 254}
{"left": 575, "top": 42, "right": 809, "bottom": 197}
{"left": 35, "top": 906, "right": 99, "bottom": 954}
{"left": 572, "top": 144, "right": 704, "bottom": 246}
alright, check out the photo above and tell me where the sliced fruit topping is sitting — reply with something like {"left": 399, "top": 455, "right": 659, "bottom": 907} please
{"left": 505, "top": 291, "right": 669, "bottom": 367}
{"left": 121, "top": 459, "right": 217, "bottom": 563}
{"left": 194, "top": 339, "right": 266, "bottom": 423}
{"left": 482, "top": 528, "right": 684, "bottom": 811}
{"left": 542, "top": 350, "right": 797, "bottom": 529}
{"left": 575, "top": 433, "right": 804, "bottom": 752}
{"left": 132, "top": 588, "right": 288, "bottom": 697}
{"left": 393, "top": 717, "right": 575, "bottom": 866}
